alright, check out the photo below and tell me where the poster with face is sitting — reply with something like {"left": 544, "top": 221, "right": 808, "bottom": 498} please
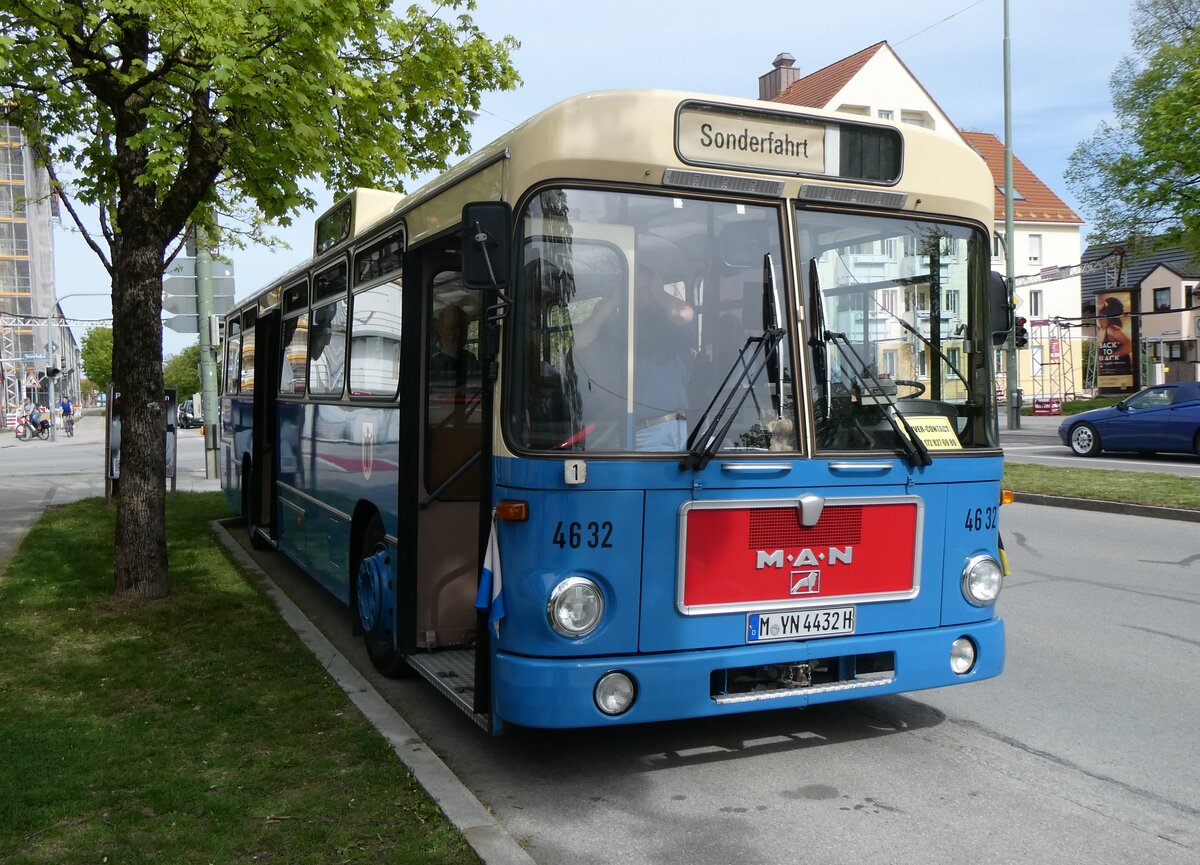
{"left": 1096, "top": 291, "right": 1133, "bottom": 389}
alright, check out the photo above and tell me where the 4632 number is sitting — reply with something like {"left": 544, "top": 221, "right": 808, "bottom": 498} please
{"left": 964, "top": 506, "right": 998, "bottom": 532}
{"left": 552, "top": 520, "right": 613, "bottom": 549}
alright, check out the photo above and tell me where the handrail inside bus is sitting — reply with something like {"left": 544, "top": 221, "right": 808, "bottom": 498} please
{"left": 418, "top": 449, "right": 482, "bottom": 510}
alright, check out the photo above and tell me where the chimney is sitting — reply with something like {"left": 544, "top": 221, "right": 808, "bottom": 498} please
{"left": 758, "top": 52, "right": 800, "bottom": 101}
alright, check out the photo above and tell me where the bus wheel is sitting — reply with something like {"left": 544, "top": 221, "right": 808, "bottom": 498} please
{"left": 356, "top": 518, "right": 410, "bottom": 677}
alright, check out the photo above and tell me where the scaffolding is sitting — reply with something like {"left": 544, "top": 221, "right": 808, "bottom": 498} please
{"left": 1027, "top": 317, "right": 1078, "bottom": 414}
{"left": 0, "top": 314, "right": 85, "bottom": 427}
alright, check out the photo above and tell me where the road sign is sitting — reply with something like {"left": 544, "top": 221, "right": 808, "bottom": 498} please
{"left": 164, "top": 258, "right": 232, "bottom": 279}
{"left": 165, "top": 257, "right": 195, "bottom": 278}
{"left": 164, "top": 314, "right": 199, "bottom": 333}
{"left": 163, "top": 285, "right": 235, "bottom": 316}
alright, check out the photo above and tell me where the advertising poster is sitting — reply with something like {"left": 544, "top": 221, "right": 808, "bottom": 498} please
{"left": 1096, "top": 290, "right": 1134, "bottom": 390}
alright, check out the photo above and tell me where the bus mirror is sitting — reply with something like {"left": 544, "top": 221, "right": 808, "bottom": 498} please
{"left": 989, "top": 271, "right": 1011, "bottom": 346}
{"left": 462, "top": 202, "right": 513, "bottom": 290}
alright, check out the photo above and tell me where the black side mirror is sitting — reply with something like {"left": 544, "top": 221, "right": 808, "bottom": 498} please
{"left": 462, "top": 202, "right": 513, "bottom": 290}
{"left": 989, "top": 271, "right": 1011, "bottom": 346}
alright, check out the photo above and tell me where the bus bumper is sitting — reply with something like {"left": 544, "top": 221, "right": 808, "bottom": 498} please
{"left": 493, "top": 618, "right": 1004, "bottom": 729}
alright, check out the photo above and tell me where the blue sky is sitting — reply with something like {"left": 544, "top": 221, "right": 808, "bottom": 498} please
{"left": 53, "top": 0, "right": 1136, "bottom": 355}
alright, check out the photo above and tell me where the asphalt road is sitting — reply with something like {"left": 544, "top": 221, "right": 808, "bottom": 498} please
{"left": 1002, "top": 414, "right": 1200, "bottom": 477}
{"left": 245, "top": 501, "right": 1198, "bottom": 865}
{"left": 4, "top": 413, "right": 1197, "bottom": 864}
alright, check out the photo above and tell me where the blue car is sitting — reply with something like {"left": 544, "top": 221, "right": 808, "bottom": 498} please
{"left": 1058, "top": 382, "right": 1200, "bottom": 457}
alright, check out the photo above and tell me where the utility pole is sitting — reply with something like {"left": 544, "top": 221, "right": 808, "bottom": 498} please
{"left": 1003, "top": 0, "right": 1020, "bottom": 430}
{"left": 195, "top": 218, "right": 219, "bottom": 479}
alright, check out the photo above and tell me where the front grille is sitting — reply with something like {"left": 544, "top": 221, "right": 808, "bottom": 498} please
{"left": 711, "top": 651, "right": 894, "bottom": 704}
{"left": 746, "top": 506, "right": 863, "bottom": 549}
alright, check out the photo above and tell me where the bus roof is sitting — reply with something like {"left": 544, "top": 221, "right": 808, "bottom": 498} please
{"left": 235, "top": 88, "right": 994, "bottom": 313}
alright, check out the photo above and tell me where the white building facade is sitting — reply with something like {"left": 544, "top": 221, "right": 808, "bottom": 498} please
{"left": 761, "top": 44, "right": 1086, "bottom": 405}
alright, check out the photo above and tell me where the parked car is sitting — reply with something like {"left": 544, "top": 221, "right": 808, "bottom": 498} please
{"left": 1058, "top": 382, "right": 1200, "bottom": 457}
{"left": 178, "top": 399, "right": 204, "bottom": 429}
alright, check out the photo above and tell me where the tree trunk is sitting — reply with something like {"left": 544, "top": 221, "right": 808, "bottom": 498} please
{"left": 112, "top": 235, "right": 169, "bottom": 600}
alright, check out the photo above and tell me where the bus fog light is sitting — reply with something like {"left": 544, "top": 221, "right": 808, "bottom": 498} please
{"left": 962, "top": 555, "right": 1003, "bottom": 606}
{"left": 595, "top": 671, "right": 635, "bottom": 716}
{"left": 950, "top": 637, "right": 976, "bottom": 674}
{"left": 548, "top": 576, "right": 604, "bottom": 637}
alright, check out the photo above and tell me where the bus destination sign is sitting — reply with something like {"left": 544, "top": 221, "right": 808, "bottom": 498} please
{"left": 677, "top": 104, "right": 826, "bottom": 176}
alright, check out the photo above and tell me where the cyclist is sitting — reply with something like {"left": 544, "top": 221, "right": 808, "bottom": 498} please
{"left": 60, "top": 395, "right": 75, "bottom": 436}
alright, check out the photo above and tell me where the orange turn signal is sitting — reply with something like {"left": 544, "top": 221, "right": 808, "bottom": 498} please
{"left": 999, "top": 489, "right": 1015, "bottom": 506}
{"left": 496, "top": 499, "right": 529, "bottom": 522}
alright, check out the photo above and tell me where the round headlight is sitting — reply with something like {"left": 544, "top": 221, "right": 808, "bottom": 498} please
{"left": 547, "top": 576, "right": 604, "bottom": 637}
{"left": 950, "top": 637, "right": 977, "bottom": 674}
{"left": 961, "top": 555, "right": 1003, "bottom": 606}
{"left": 595, "top": 671, "right": 636, "bottom": 716}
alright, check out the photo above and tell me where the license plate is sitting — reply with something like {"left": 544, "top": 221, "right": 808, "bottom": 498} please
{"left": 746, "top": 607, "right": 856, "bottom": 643}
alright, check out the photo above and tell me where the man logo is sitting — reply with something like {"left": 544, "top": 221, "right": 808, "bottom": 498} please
{"left": 790, "top": 570, "right": 820, "bottom": 594}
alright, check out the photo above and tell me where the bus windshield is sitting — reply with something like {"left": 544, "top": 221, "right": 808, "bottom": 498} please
{"left": 508, "top": 187, "right": 793, "bottom": 455}
{"left": 798, "top": 210, "right": 995, "bottom": 452}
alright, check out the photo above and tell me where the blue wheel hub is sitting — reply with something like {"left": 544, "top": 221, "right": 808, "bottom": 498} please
{"left": 357, "top": 547, "right": 394, "bottom": 635}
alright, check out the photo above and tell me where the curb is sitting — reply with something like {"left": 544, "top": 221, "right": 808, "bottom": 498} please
{"left": 210, "top": 519, "right": 536, "bottom": 865}
{"left": 1011, "top": 492, "right": 1200, "bottom": 523}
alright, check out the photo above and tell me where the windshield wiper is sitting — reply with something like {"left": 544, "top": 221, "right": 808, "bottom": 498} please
{"left": 808, "top": 261, "right": 930, "bottom": 468}
{"left": 824, "top": 330, "right": 931, "bottom": 468}
{"left": 681, "top": 254, "right": 785, "bottom": 471}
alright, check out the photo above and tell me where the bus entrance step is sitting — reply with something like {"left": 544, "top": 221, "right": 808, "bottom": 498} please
{"left": 407, "top": 649, "right": 489, "bottom": 731}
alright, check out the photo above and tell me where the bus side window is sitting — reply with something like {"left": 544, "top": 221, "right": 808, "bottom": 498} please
{"left": 279, "top": 313, "right": 309, "bottom": 395}
{"left": 308, "top": 299, "right": 347, "bottom": 397}
{"left": 425, "top": 270, "right": 483, "bottom": 498}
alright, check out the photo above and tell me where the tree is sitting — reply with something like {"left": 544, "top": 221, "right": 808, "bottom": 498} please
{"left": 79, "top": 326, "right": 114, "bottom": 390}
{"left": 1066, "top": 0, "right": 1200, "bottom": 255}
{"left": 163, "top": 343, "right": 201, "bottom": 399}
{"left": 0, "top": 1, "right": 517, "bottom": 600}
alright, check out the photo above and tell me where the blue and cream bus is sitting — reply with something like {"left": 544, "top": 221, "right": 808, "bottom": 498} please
{"left": 221, "top": 89, "right": 1011, "bottom": 733}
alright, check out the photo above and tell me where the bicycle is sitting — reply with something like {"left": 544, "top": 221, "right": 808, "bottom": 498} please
{"left": 63, "top": 414, "right": 75, "bottom": 437}
{"left": 14, "top": 415, "right": 50, "bottom": 441}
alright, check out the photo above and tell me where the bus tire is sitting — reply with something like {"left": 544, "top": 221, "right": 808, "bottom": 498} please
{"left": 355, "top": 516, "right": 411, "bottom": 678}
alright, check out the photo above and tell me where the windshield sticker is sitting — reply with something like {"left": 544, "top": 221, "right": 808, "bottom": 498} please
{"left": 901, "top": 415, "right": 962, "bottom": 450}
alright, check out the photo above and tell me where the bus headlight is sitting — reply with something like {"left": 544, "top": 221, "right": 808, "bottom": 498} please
{"left": 961, "top": 555, "right": 1003, "bottom": 606}
{"left": 595, "top": 671, "right": 636, "bottom": 715}
{"left": 547, "top": 576, "right": 604, "bottom": 637}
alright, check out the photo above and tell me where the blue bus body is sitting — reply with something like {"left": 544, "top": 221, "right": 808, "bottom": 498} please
{"left": 220, "top": 90, "right": 1009, "bottom": 733}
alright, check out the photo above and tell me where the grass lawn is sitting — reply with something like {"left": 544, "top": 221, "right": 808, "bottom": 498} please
{"left": 1004, "top": 462, "right": 1200, "bottom": 510}
{"left": 0, "top": 493, "right": 477, "bottom": 865}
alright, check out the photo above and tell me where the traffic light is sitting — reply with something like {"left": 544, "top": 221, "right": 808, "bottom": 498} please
{"left": 46, "top": 353, "right": 62, "bottom": 379}
{"left": 1014, "top": 316, "right": 1029, "bottom": 349}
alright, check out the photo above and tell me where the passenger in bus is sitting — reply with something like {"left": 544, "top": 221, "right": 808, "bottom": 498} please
{"left": 575, "top": 263, "right": 694, "bottom": 451}
{"left": 429, "top": 303, "right": 480, "bottom": 387}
